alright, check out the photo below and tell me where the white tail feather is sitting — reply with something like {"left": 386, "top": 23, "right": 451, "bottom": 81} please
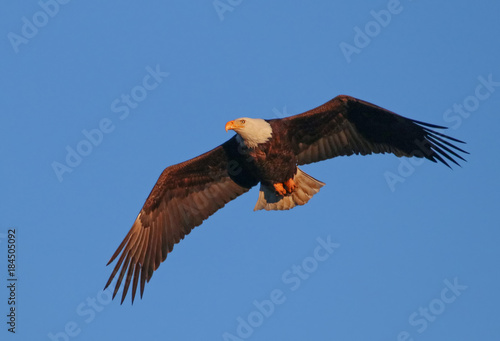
{"left": 253, "top": 168, "right": 325, "bottom": 211}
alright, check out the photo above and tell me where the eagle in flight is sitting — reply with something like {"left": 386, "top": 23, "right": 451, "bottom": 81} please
{"left": 105, "top": 95, "right": 467, "bottom": 303}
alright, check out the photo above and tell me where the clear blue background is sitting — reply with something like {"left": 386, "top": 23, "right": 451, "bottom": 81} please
{"left": 1, "top": 1, "right": 499, "bottom": 340}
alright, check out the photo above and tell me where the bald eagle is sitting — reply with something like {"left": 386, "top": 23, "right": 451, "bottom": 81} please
{"left": 105, "top": 95, "right": 467, "bottom": 303}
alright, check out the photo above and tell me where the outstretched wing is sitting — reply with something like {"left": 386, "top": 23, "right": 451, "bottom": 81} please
{"left": 283, "top": 95, "right": 468, "bottom": 167}
{"left": 105, "top": 136, "right": 258, "bottom": 304}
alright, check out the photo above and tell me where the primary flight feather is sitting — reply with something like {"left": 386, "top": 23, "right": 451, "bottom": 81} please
{"left": 105, "top": 95, "right": 467, "bottom": 303}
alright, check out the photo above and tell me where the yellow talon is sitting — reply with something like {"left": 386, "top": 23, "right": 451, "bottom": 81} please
{"left": 284, "top": 178, "right": 296, "bottom": 193}
{"left": 273, "top": 183, "right": 287, "bottom": 196}
{"left": 273, "top": 178, "right": 296, "bottom": 196}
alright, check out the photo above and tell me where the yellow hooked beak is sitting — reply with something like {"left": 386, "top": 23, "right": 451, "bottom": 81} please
{"left": 225, "top": 120, "right": 244, "bottom": 132}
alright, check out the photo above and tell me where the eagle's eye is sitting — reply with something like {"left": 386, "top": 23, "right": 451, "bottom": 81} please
{"left": 240, "top": 119, "right": 246, "bottom": 124}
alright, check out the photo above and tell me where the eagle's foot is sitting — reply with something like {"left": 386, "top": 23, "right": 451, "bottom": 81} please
{"left": 284, "top": 178, "right": 296, "bottom": 193}
{"left": 273, "top": 183, "right": 288, "bottom": 196}
{"left": 273, "top": 178, "right": 296, "bottom": 196}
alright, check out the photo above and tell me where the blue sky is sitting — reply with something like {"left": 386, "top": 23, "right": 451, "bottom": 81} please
{"left": 1, "top": 1, "right": 499, "bottom": 340}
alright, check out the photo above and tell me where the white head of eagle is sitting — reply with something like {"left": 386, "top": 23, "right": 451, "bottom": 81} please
{"left": 225, "top": 117, "right": 273, "bottom": 148}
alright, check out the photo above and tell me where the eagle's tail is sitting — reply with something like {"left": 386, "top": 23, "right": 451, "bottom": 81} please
{"left": 253, "top": 168, "right": 325, "bottom": 211}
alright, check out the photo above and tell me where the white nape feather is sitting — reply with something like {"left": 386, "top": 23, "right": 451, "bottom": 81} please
{"left": 234, "top": 118, "right": 273, "bottom": 148}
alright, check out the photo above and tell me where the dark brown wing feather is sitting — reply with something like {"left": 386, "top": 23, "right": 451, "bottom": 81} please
{"left": 104, "top": 136, "right": 258, "bottom": 304}
{"left": 282, "top": 95, "right": 468, "bottom": 167}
